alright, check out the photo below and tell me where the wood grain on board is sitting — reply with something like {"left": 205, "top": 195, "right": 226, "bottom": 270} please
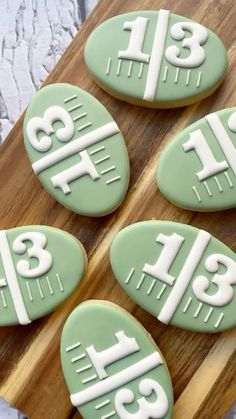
{"left": 0, "top": 0, "right": 235, "bottom": 418}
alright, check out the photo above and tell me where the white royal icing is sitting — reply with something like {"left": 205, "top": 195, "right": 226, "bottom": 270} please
{"left": 26, "top": 106, "right": 75, "bottom": 152}
{"left": 51, "top": 150, "right": 100, "bottom": 194}
{"left": 0, "top": 231, "right": 30, "bottom": 325}
{"left": 118, "top": 17, "right": 150, "bottom": 63}
{"left": 86, "top": 331, "right": 139, "bottom": 380}
{"left": 32, "top": 121, "right": 119, "bottom": 174}
{"left": 70, "top": 352, "right": 162, "bottom": 407}
{"left": 165, "top": 21, "right": 208, "bottom": 68}
{"left": 158, "top": 229, "right": 211, "bottom": 324}
{"left": 115, "top": 378, "right": 169, "bottom": 419}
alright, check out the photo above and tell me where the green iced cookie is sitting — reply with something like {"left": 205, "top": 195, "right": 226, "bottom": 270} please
{"left": 23, "top": 83, "right": 130, "bottom": 216}
{"left": 61, "top": 300, "right": 173, "bottom": 419}
{"left": 110, "top": 221, "right": 236, "bottom": 333}
{"left": 84, "top": 9, "right": 228, "bottom": 108}
{"left": 157, "top": 108, "right": 236, "bottom": 211}
{"left": 0, "top": 226, "right": 86, "bottom": 325}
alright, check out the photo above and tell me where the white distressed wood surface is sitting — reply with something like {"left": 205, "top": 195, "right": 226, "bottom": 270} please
{"left": 0, "top": 0, "right": 98, "bottom": 142}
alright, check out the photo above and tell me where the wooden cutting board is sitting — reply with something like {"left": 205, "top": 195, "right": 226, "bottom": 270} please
{"left": 0, "top": 0, "right": 235, "bottom": 418}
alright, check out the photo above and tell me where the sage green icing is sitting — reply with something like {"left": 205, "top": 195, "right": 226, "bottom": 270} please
{"left": 157, "top": 108, "right": 236, "bottom": 211}
{"left": 23, "top": 83, "right": 130, "bottom": 216}
{"left": 84, "top": 10, "right": 228, "bottom": 107}
{"left": 61, "top": 300, "right": 173, "bottom": 418}
{"left": 0, "top": 226, "right": 85, "bottom": 325}
{"left": 110, "top": 221, "right": 236, "bottom": 332}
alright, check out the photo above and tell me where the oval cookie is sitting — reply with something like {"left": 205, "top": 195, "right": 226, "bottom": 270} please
{"left": 110, "top": 221, "right": 236, "bottom": 333}
{"left": 0, "top": 226, "right": 86, "bottom": 325}
{"left": 23, "top": 83, "right": 130, "bottom": 216}
{"left": 61, "top": 300, "right": 173, "bottom": 418}
{"left": 157, "top": 108, "right": 236, "bottom": 211}
{"left": 84, "top": 10, "right": 228, "bottom": 108}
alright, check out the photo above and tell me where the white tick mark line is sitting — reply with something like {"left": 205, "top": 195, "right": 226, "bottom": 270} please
{"left": 125, "top": 267, "right": 135, "bottom": 284}
{"left": 186, "top": 69, "right": 191, "bottom": 86}
{"left": 56, "top": 274, "right": 64, "bottom": 292}
{"left": 128, "top": 61, "right": 133, "bottom": 77}
{"left": 117, "top": 59, "right": 122, "bottom": 76}
{"left": 71, "top": 353, "right": 86, "bottom": 363}
{"left": 147, "top": 279, "right": 156, "bottom": 295}
{"left": 163, "top": 65, "right": 168, "bottom": 82}
{"left": 194, "top": 302, "right": 203, "bottom": 318}
{"left": 136, "top": 273, "right": 145, "bottom": 290}
{"left": 174, "top": 67, "right": 180, "bottom": 84}
{"left": 73, "top": 112, "right": 87, "bottom": 122}
{"left": 82, "top": 374, "right": 97, "bottom": 384}
{"left": 204, "top": 307, "right": 213, "bottom": 323}
{"left": 197, "top": 71, "right": 202, "bottom": 88}
{"left": 193, "top": 186, "right": 202, "bottom": 202}
{"left": 156, "top": 284, "right": 167, "bottom": 300}
{"left": 224, "top": 171, "right": 233, "bottom": 187}
{"left": 183, "top": 297, "right": 192, "bottom": 313}
{"left": 138, "top": 62, "right": 144, "bottom": 79}
{"left": 68, "top": 103, "right": 82, "bottom": 112}
{"left": 101, "top": 411, "right": 116, "bottom": 419}
{"left": 95, "top": 155, "right": 110, "bottom": 165}
{"left": 101, "top": 165, "right": 116, "bottom": 175}
{"left": 106, "top": 176, "right": 121, "bottom": 185}
{"left": 66, "top": 342, "right": 81, "bottom": 352}
{"left": 46, "top": 276, "right": 54, "bottom": 295}
{"left": 214, "top": 176, "right": 223, "bottom": 192}
{"left": 95, "top": 399, "right": 110, "bottom": 410}
{"left": 76, "top": 364, "right": 92, "bottom": 374}
{"left": 64, "top": 94, "right": 78, "bottom": 103}
{"left": 36, "top": 279, "right": 44, "bottom": 299}
{"left": 106, "top": 58, "right": 112, "bottom": 75}
{"left": 26, "top": 281, "right": 33, "bottom": 301}
{"left": 77, "top": 122, "right": 92, "bottom": 132}
{"left": 0, "top": 290, "right": 7, "bottom": 308}
{"left": 90, "top": 146, "right": 105, "bottom": 156}
{"left": 214, "top": 312, "right": 224, "bottom": 328}
{"left": 203, "top": 181, "right": 212, "bottom": 197}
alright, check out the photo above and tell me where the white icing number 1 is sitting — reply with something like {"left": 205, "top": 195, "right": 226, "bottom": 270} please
{"left": 119, "top": 16, "right": 208, "bottom": 68}
{"left": 143, "top": 233, "right": 236, "bottom": 307}
{"left": 13, "top": 232, "right": 53, "bottom": 278}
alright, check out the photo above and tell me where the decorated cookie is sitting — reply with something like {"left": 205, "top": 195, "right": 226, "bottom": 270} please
{"left": 61, "top": 300, "right": 173, "bottom": 419}
{"left": 0, "top": 226, "right": 86, "bottom": 325}
{"left": 84, "top": 10, "right": 228, "bottom": 108}
{"left": 110, "top": 221, "right": 236, "bottom": 333}
{"left": 157, "top": 108, "right": 236, "bottom": 211}
{"left": 23, "top": 83, "right": 130, "bottom": 216}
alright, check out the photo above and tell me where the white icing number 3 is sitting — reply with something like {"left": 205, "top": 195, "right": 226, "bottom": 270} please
{"left": 26, "top": 106, "right": 74, "bottom": 152}
{"left": 115, "top": 378, "right": 169, "bottom": 419}
{"left": 13, "top": 232, "right": 53, "bottom": 278}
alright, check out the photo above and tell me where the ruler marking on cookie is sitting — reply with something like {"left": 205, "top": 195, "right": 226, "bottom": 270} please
{"left": 206, "top": 113, "right": 236, "bottom": 175}
{"left": 183, "top": 297, "right": 192, "bottom": 313}
{"left": 101, "top": 411, "right": 116, "bottom": 419}
{"left": 197, "top": 71, "right": 202, "bottom": 88}
{"left": 117, "top": 59, "right": 122, "bottom": 76}
{"left": 95, "top": 400, "right": 110, "bottom": 410}
{"left": 214, "top": 312, "right": 224, "bottom": 328}
{"left": 203, "top": 181, "right": 212, "bottom": 197}
{"left": 32, "top": 122, "right": 120, "bottom": 174}
{"left": 82, "top": 374, "right": 97, "bottom": 384}
{"left": 77, "top": 122, "right": 92, "bottom": 132}
{"left": 186, "top": 69, "right": 191, "bottom": 86}
{"left": 162, "top": 65, "right": 168, "bottom": 82}
{"left": 26, "top": 281, "right": 33, "bottom": 301}
{"left": 68, "top": 103, "right": 82, "bottom": 112}
{"left": 70, "top": 351, "right": 162, "bottom": 407}
{"left": 66, "top": 342, "right": 81, "bottom": 352}
{"left": 64, "top": 94, "right": 78, "bottom": 103}
{"left": 194, "top": 302, "right": 203, "bottom": 318}
{"left": 106, "top": 58, "right": 112, "bottom": 75}
{"left": 36, "top": 279, "right": 44, "bottom": 299}
{"left": 224, "top": 171, "right": 233, "bottom": 187}
{"left": 158, "top": 230, "right": 211, "bottom": 324}
{"left": 46, "top": 276, "right": 54, "bottom": 295}
{"left": 0, "top": 290, "right": 7, "bottom": 308}
{"left": 143, "top": 9, "right": 170, "bottom": 101}
{"left": 147, "top": 279, "right": 156, "bottom": 295}
{"left": 106, "top": 176, "right": 121, "bottom": 185}
{"left": 73, "top": 113, "right": 87, "bottom": 122}
{"left": 56, "top": 274, "right": 64, "bottom": 292}
{"left": 125, "top": 267, "right": 135, "bottom": 284}
{"left": 100, "top": 165, "right": 116, "bottom": 175}
{"left": 76, "top": 363, "right": 92, "bottom": 374}
{"left": 0, "top": 231, "right": 31, "bottom": 325}
{"left": 71, "top": 353, "right": 86, "bottom": 363}
{"left": 128, "top": 61, "right": 133, "bottom": 78}
{"left": 136, "top": 273, "right": 145, "bottom": 290}
{"left": 204, "top": 307, "right": 213, "bottom": 323}
{"left": 214, "top": 176, "right": 223, "bottom": 192}
{"left": 192, "top": 186, "right": 202, "bottom": 202}
{"left": 174, "top": 67, "right": 180, "bottom": 84}
{"left": 95, "top": 155, "right": 110, "bottom": 165}
{"left": 156, "top": 284, "right": 167, "bottom": 300}
{"left": 138, "top": 62, "right": 144, "bottom": 79}
{"left": 90, "top": 146, "right": 105, "bottom": 156}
